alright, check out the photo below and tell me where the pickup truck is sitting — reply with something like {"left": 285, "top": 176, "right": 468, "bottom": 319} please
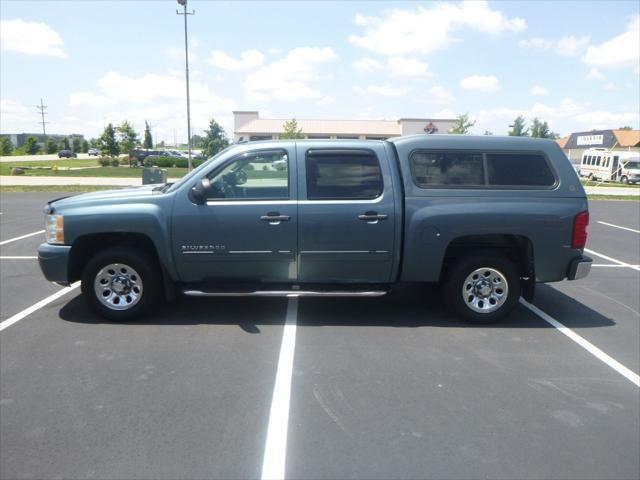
{"left": 38, "top": 135, "right": 592, "bottom": 323}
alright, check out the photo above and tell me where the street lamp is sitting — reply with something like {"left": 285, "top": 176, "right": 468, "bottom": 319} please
{"left": 176, "top": 0, "right": 194, "bottom": 170}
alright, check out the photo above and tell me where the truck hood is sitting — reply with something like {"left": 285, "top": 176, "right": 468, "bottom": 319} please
{"left": 49, "top": 184, "right": 163, "bottom": 210}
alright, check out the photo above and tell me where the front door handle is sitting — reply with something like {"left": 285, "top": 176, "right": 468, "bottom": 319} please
{"left": 358, "top": 211, "right": 388, "bottom": 224}
{"left": 261, "top": 212, "right": 291, "bottom": 225}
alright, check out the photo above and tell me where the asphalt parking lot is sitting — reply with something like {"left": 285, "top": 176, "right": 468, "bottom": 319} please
{"left": 1, "top": 192, "right": 638, "bottom": 480}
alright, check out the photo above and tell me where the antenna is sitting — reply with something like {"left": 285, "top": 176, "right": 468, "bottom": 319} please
{"left": 36, "top": 98, "right": 49, "bottom": 137}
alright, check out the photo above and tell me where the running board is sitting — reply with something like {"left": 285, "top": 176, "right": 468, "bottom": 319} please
{"left": 182, "top": 289, "right": 388, "bottom": 298}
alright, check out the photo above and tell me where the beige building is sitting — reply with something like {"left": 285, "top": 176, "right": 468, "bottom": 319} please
{"left": 233, "top": 111, "right": 457, "bottom": 142}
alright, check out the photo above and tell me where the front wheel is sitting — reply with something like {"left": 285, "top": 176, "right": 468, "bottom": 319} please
{"left": 81, "top": 246, "right": 162, "bottom": 321}
{"left": 620, "top": 176, "right": 629, "bottom": 184}
{"left": 443, "top": 251, "right": 521, "bottom": 323}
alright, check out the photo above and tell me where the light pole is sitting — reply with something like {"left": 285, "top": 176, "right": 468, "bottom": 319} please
{"left": 176, "top": 0, "right": 194, "bottom": 170}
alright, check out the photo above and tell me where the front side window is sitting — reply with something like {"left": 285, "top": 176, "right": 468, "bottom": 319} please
{"left": 206, "top": 150, "right": 289, "bottom": 200}
{"left": 306, "top": 150, "right": 383, "bottom": 200}
{"left": 411, "top": 151, "right": 484, "bottom": 187}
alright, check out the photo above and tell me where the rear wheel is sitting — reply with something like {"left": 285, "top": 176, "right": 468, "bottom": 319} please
{"left": 443, "top": 251, "right": 521, "bottom": 323}
{"left": 81, "top": 246, "right": 161, "bottom": 321}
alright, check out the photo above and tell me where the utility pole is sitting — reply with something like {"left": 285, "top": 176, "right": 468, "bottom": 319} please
{"left": 176, "top": 0, "right": 195, "bottom": 170}
{"left": 36, "top": 98, "right": 48, "bottom": 137}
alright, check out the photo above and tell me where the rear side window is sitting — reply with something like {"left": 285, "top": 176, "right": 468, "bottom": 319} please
{"left": 410, "top": 151, "right": 484, "bottom": 186}
{"left": 410, "top": 150, "right": 556, "bottom": 188}
{"left": 486, "top": 153, "right": 556, "bottom": 186}
{"left": 306, "top": 150, "right": 383, "bottom": 200}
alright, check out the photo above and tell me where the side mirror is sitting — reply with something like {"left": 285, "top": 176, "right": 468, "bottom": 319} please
{"left": 190, "top": 178, "right": 211, "bottom": 204}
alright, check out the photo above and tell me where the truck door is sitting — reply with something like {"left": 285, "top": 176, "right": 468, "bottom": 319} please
{"left": 171, "top": 147, "right": 298, "bottom": 283}
{"left": 296, "top": 145, "right": 396, "bottom": 283}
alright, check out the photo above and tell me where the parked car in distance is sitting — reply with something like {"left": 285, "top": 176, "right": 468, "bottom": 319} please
{"left": 58, "top": 150, "right": 77, "bottom": 158}
{"left": 38, "top": 135, "right": 591, "bottom": 324}
{"left": 87, "top": 148, "right": 100, "bottom": 156}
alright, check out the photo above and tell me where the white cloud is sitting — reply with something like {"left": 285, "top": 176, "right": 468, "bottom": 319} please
{"left": 583, "top": 14, "right": 640, "bottom": 70}
{"left": 0, "top": 19, "right": 67, "bottom": 58}
{"left": 69, "top": 92, "right": 114, "bottom": 107}
{"left": 209, "top": 49, "right": 265, "bottom": 71}
{"left": 352, "top": 57, "right": 383, "bottom": 72}
{"left": 429, "top": 86, "right": 455, "bottom": 104}
{"left": 354, "top": 85, "right": 410, "bottom": 97}
{"left": 518, "top": 37, "right": 553, "bottom": 51}
{"left": 0, "top": 99, "right": 29, "bottom": 121}
{"left": 243, "top": 47, "right": 337, "bottom": 102}
{"left": 585, "top": 67, "right": 605, "bottom": 80}
{"left": 460, "top": 75, "right": 499, "bottom": 92}
{"left": 349, "top": 1, "right": 525, "bottom": 56}
{"left": 556, "top": 36, "right": 590, "bottom": 56}
{"left": 431, "top": 108, "right": 457, "bottom": 118}
{"left": 574, "top": 110, "right": 639, "bottom": 129}
{"left": 316, "top": 96, "right": 335, "bottom": 107}
{"left": 603, "top": 82, "right": 615, "bottom": 91}
{"left": 519, "top": 35, "right": 589, "bottom": 56}
{"left": 530, "top": 85, "right": 548, "bottom": 96}
{"left": 353, "top": 56, "right": 430, "bottom": 78}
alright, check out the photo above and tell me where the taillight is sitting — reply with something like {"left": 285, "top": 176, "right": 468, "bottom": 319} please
{"left": 572, "top": 211, "right": 589, "bottom": 249}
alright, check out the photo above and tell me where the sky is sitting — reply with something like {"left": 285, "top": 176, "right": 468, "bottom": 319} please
{"left": 1, "top": 0, "right": 639, "bottom": 144}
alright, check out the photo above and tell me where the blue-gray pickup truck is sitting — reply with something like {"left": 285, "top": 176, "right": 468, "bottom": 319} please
{"left": 38, "top": 135, "right": 592, "bottom": 323}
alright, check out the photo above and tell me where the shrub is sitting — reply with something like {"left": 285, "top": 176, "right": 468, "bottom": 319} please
{"left": 142, "top": 156, "right": 203, "bottom": 169}
{"left": 110, "top": 158, "right": 120, "bottom": 167}
{"left": 98, "top": 157, "right": 111, "bottom": 167}
{"left": 119, "top": 156, "right": 131, "bottom": 166}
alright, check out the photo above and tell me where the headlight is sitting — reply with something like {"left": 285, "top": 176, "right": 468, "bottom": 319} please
{"left": 45, "top": 215, "right": 64, "bottom": 244}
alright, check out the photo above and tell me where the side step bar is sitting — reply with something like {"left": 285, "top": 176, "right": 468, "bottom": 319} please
{"left": 182, "top": 289, "right": 388, "bottom": 298}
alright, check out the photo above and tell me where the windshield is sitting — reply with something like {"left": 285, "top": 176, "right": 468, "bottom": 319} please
{"left": 624, "top": 161, "right": 640, "bottom": 170}
{"left": 164, "top": 145, "right": 236, "bottom": 193}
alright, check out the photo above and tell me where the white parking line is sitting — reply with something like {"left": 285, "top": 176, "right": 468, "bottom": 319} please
{"left": 0, "top": 282, "right": 80, "bottom": 333}
{"left": 585, "top": 248, "right": 640, "bottom": 272}
{"left": 0, "top": 230, "right": 44, "bottom": 246}
{"left": 597, "top": 221, "right": 640, "bottom": 234}
{"left": 0, "top": 256, "right": 38, "bottom": 260}
{"left": 261, "top": 297, "right": 298, "bottom": 480}
{"left": 520, "top": 299, "right": 640, "bottom": 387}
{"left": 592, "top": 264, "right": 640, "bottom": 268}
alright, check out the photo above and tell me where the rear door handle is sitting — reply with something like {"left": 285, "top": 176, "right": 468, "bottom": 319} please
{"left": 261, "top": 212, "right": 291, "bottom": 225}
{"left": 358, "top": 212, "right": 388, "bottom": 223}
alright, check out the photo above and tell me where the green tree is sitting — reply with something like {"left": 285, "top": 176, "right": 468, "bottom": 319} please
{"left": 81, "top": 139, "right": 89, "bottom": 153}
{"left": 202, "top": 118, "right": 230, "bottom": 157}
{"left": 483, "top": 130, "right": 493, "bottom": 135}
{"left": 619, "top": 126, "right": 633, "bottom": 130}
{"left": 508, "top": 116, "right": 529, "bottom": 136}
{"left": 280, "top": 118, "right": 304, "bottom": 139}
{"left": 24, "top": 136, "right": 41, "bottom": 155}
{"left": 449, "top": 113, "right": 475, "bottom": 134}
{"left": 116, "top": 120, "right": 139, "bottom": 155}
{"left": 44, "top": 138, "right": 58, "bottom": 154}
{"left": 72, "top": 137, "right": 81, "bottom": 153}
{"left": 143, "top": 121, "right": 153, "bottom": 149}
{"left": 0, "top": 136, "right": 14, "bottom": 156}
{"left": 89, "top": 137, "right": 100, "bottom": 148}
{"left": 191, "top": 134, "right": 205, "bottom": 149}
{"left": 530, "top": 118, "right": 559, "bottom": 139}
{"left": 60, "top": 137, "right": 70, "bottom": 150}
{"left": 99, "top": 123, "right": 120, "bottom": 157}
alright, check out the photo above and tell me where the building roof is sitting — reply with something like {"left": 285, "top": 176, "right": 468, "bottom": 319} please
{"left": 614, "top": 129, "right": 640, "bottom": 147}
{"left": 237, "top": 118, "right": 402, "bottom": 136}
{"left": 556, "top": 136, "right": 569, "bottom": 149}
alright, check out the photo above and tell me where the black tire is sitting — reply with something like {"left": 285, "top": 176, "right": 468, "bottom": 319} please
{"left": 620, "top": 176, "right": 628, "bottom": 184}
{"left": 81, "top": 246, "right": 162, "bottom": 321}
{"left": 443, "top": 250, "right": 521, "bottom": 324}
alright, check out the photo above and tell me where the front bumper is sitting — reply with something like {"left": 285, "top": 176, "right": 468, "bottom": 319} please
{"left": 567, "top": 255, "right": 592, "bottom": 280}
{"left": 38, "top": 243, "right": 71, "bottom": 285}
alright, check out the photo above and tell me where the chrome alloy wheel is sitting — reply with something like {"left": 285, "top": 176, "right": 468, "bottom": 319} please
{"left": 462, "top": 267, "right": 509, "bottom": 314}
{"left": 94, "top": 263, "right": 143, "bottom": 311}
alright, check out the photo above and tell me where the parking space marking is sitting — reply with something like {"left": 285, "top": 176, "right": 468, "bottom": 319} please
{"left": 0, "top": 230, "right": 45, "bottom": 246}
{"left": 585, "top": 248, "right": 640, "bottom": 272}
{"left": 592, "top": 264, "right": 640, "bottom": 268}
{"left": 261, "top": 297, "right": 298, "bottom": 480}
{"left": 0, "top": 256, "right": 38, "bottom": 260}
{"left": 520, "top": 299, "right": 640, "bottom": 387}
{"left": 0, "top": 282, "right": 80, "bottom": 333}
{"left": 597, "top": 221, "right": 640, "bottom": 234}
